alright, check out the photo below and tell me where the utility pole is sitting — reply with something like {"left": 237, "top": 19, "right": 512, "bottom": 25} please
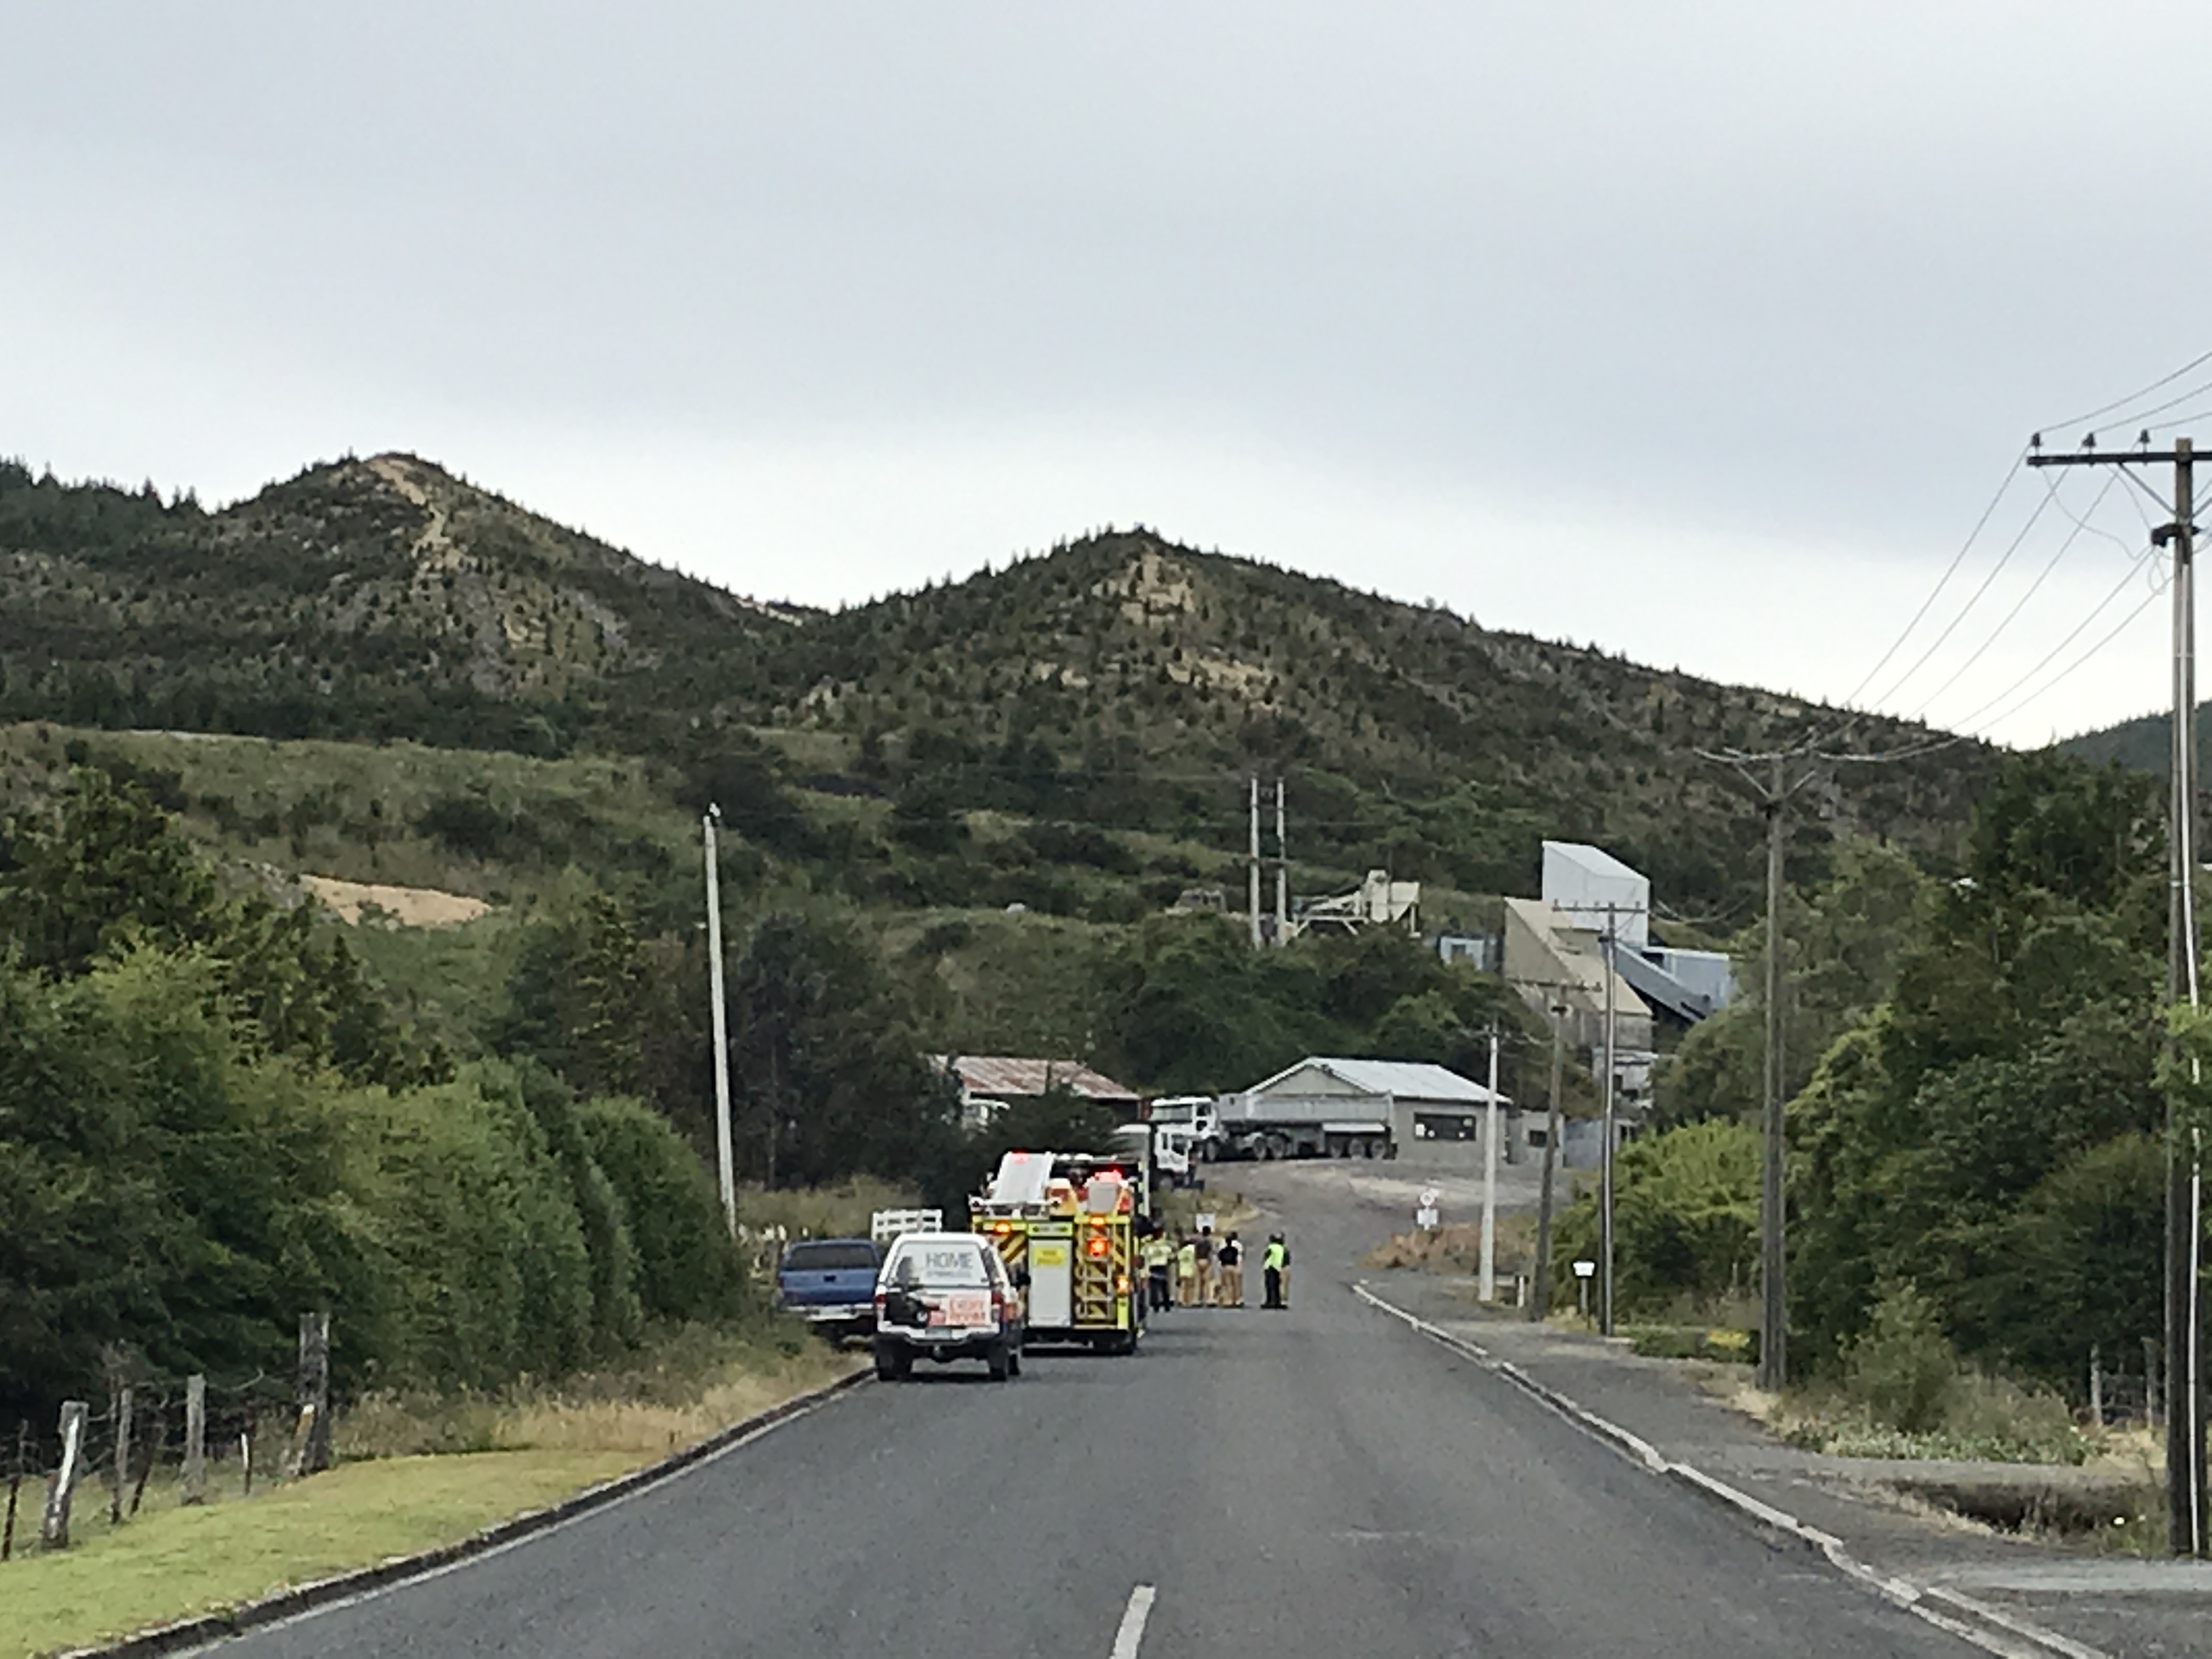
{"left": 703, "top": 808, "right": 737, "bottom": 1238}
{"left": 1248, "top": 777, "right": 1263, "bottom": 949}
{"left": 1479, "top": 1026, "right": 1502, "bottom": 1302}
{"left": 1600, "top": 907, "right": 1618, "bottom": 1336}
{"left": 1760, "top": 758, "right": 1788, "bottom": 1391}
{"left": 1275, "top": 779, "right": 1290, "bottom": 944}
{"left": 2029, "top": 433, "right": 2204, "bottom": 1554}
{"left": 1697, "top": 748, "right": 1825, "bottom": 1392}
{"left": 1530, "top": 1002, "right": 1566, "bottom": 1321}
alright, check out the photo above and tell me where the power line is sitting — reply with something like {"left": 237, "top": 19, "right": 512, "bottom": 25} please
{"left": 1958, "top": 562, "right": 2168, "bottom": 739}
{"left": 1831, "top": 450, "right": 2028, "bottom": 716}
{"left": 1866, "top": 474, "right": 2058, "bottom": 710}
{"left": 2039, "top": 349, "right": 2212, "bottom": 434}
{"left": 1905, "top": 472, "right": 2117, "bottom": 720}
{"left": 2051, "top": 374, "right": 2212, "bottom": 439}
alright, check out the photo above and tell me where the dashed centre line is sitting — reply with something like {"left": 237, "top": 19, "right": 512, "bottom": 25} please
{"left": 1109, "top": 1583, "right": 1157, "bottom": 1658}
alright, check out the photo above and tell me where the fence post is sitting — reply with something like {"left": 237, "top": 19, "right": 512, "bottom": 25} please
{"left": 2, "top": 1422, "right": 25, "bottom": 1561}
{"left": 40, "top": 1401, "right": 87, "bottom": 1549}
{"left": 2148, "top": 1336, "right": 2166, "bottom": 1430}
{"left": 2090, "top": 1345, "right": 2104, "bottom": 1429}
{"left": 129, "top": 1396, "right": 159, "bottom": 1518}
{"left": 110, "top": 1385, "right": 133, "bottom": 1526}
{"left": 290, "top": 1312, "right": 331, "bottom": 1479}
{"left": 182, "top": 1376, "right": 206, "bottom": 1505}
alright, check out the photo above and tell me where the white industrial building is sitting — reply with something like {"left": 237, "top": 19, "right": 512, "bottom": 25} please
{"left": 1503, "top": 842, "right": 1738, "bottom": 1105}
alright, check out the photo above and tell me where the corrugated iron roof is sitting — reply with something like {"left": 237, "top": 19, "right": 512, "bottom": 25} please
{"left": 1244, "top": 1056, "right": 1506, "bottom": 1106}
{"left": 933, "top": 1055, "right": 1141, "bottom": 1103}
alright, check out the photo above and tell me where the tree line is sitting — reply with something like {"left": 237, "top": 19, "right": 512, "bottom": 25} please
{"left": 0, "top": 769, "right": 743, "bottom": 1426}
{"left": 1551, "top": 751, "right": 2170, "bottom": 1392}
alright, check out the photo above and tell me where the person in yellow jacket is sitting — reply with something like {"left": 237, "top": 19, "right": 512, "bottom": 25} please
{"left": 1176, "top": 1236, "right": 1199, "bottom": 1307}
{"left": 1261, "top": 1233, "right": 1290, "bottom": 1309}
{"left": 1142, "top": 1233, "right": 1175, "bottom": 1312}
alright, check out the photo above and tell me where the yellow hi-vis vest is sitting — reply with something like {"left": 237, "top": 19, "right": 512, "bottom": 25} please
{"left": 1263, "top": 1240, "right": 1287, "bottom": 1271}
{"left": 1142, "top": 1238, "right": 1172, "bottom": 1269}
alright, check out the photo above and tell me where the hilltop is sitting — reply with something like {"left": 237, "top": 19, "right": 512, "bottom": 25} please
{"left": 0, "top": 453, "right": 1992, "bottom": 915}
{"left": 0, "top": 453, "right": 797, "bottom": 754}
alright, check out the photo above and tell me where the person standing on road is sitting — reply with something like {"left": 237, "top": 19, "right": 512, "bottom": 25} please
{"left": 1143, "top": 1231, "right": 1174, "bottom": 1311}
{"left": 1261, "top": 1233, "right": 1288, "bottom": 1309}
{"left": 1217, "top": 1232, "right": 1244, "bottom": 1307}
{"left": 1194, "top": 1227, "right": 1216, "bottom": 1307}
{"left": 1176, "top": 1235, "right": 1199, "bottom": 1307}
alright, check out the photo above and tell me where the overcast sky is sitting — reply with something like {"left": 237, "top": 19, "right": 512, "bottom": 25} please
{"left": 5, "top": 3, "right": 2209, "bottom": 746}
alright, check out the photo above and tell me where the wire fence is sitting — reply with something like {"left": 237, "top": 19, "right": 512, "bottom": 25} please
{"left": 4, "top": 1321, "right": 331, "bottom": 1561}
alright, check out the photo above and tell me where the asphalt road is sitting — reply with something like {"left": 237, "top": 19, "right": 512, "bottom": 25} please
{"left": 213, "top": 1163, "right": 1982, "bottom": 1659}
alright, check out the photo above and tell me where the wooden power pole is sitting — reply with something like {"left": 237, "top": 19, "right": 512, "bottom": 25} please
{"left": 1697, "top": 747, "right": 1827, "bottom": 1393}
{"left": 2029, "top": 433, "right": 2204, "bottom": 1555}
{"left": 1759, "top": 759, "right": 1789, "bottom": 1391}
{"left": 1530, "top": 1003, "right": 1567, "bottom": 1322}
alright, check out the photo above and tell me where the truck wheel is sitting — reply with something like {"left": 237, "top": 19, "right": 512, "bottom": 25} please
{"left": 988, "top": 1347, "right": 1011, "bottom": 1382}
{"left": 874, "top": 1346, "right": 910, "bottom": 1382}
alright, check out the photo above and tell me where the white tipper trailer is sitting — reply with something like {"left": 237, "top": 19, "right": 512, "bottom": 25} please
{"left": 1212, "top": 1090, "right": 1395, "bottom": 1161}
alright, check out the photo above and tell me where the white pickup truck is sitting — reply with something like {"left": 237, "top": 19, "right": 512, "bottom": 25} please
{"left": 871, "top": 1231, "right": 1025, "bottom": 1382}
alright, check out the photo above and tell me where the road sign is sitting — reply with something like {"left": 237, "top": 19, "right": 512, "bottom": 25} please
{"left": 1194, "top": 1211, "right": 1216, "bottom": 1232}
{"left": 1416, "top": 1187, "right": 1440, "bottom": 1229}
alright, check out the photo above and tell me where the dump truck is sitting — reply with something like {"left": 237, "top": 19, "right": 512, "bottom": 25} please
{"left": 1212, "top": 1089, "right": 1395, "bottom": 1161}
{"left": 968, "top": 1150, "right": 1142, "bottom": 1355}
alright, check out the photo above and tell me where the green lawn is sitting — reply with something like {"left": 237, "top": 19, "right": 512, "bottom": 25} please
{"left": 1, "top": 1450, "right": 642, "bottom": 1658}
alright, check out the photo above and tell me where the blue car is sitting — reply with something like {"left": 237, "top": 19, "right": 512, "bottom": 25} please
{"left": 774, "top": 1238, "right": 883, "bottom": 1344}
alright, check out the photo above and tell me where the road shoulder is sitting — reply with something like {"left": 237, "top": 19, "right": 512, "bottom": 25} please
{"left": 1357, "top": 1276, "right": 2212, "bottom": 1659}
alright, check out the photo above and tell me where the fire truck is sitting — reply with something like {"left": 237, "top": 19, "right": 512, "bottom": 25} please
{"left": 969, "top": 1150, "right": 1142, "bottom": 1355}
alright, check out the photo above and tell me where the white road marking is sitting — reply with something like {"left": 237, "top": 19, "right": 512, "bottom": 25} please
{"left": 1352, "top": 1282, "right": 2103, "bottom": 1659}
{"left": 1109, "top": 1583, "right": 1157, "bottom": 1658}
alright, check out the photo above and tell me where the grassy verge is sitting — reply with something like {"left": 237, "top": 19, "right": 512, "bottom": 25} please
{"left": 1362, "top": 1218, "right": 1537, "bottom": 1280}
{"left": 1, "top": 1334, "right": 860, "bottom": 1659}
{"left": 734, "top": 1176, "right": 918, "bottom": 1243}
{"left": 1159, "top": 1186, "right": 1259, "bottom": 1235}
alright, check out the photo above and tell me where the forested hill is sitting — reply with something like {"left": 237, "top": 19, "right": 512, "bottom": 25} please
{"left": 752, "top": 534, "right": 1990, "bottom": 906}
{"left": 0, "top": 453, "right": 804, "bottom": 754}
{"left": 0, "top": 452, "right": 1991, "bottom": 909}
{"left": 2061, "top": 706, "right": 2198, "bottom": 776}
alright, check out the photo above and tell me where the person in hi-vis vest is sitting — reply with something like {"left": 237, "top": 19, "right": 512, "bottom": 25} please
{"left": 1261, "top": 1233, "right": 1289, "bottom": 1309}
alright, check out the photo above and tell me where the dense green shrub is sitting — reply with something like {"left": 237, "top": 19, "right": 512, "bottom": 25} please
{"left": 343, "top": 1066, "right": 596, "bottom": 1391}
{"left": 1842, "top": 1283, "right": 1957, "bottom": 1434}
{"left": 0, "top": 951, "right": 375, "bottom": 1421}
{"left": 1550, "top": 1119, "right": 1758, "bottom": 1317}
{"left": 579, "top": 1094, "right": 749, "bottom": 1324}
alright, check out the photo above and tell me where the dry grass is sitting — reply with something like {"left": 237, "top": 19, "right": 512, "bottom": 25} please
{"left": 1160, "top": 1186, "right": 1260, "bottom": 1235}
{"left": 333, "top": 1327, "right": 861, "bottom": 1462}
{"left": 300, "top": 873, "right": 488, "bottom": 927}
{"left": 1363, "top": 1218, "right": 1537, "bottom": 1277}
{"left": 493, "top": 1358, "right": 854, "bottom": 1455}
{"left": 736, "top": 1176, "right": 918, "bottom": 1242}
